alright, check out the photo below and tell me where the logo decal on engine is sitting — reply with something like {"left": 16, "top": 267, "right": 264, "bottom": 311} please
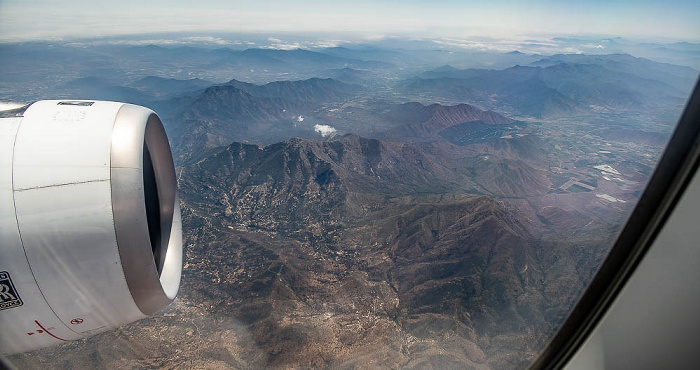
{"left": 0, "top": 271, "right": 23, "bottom": 310}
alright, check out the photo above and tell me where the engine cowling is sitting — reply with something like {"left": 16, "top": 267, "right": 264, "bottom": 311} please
{"left": 0, "top": 100, "right": 182, "bottom": 354}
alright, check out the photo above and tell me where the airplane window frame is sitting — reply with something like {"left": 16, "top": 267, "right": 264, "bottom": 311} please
{"left": 529, "top": 79, "right": 700, "bottom": 370}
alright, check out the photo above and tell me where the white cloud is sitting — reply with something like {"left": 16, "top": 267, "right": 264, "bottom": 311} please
{"left": 264, "top": 42, "right": 302, "bottom": 50}
{"left": 262, "top": 39, "right": 349, "bottom": 50}
{"left": 314, "top": 124, "right": 337, "bottom": 138}
{"left": 65, "top": 36, "right": 247, "bottom": 47}
{"left": 431, "top": 36, "right": 593, "bottom": 55}
{"left": 582, "top": 43, "right": 606, "bottom": 50}
{"left": 312, "top": 40, "right": 343, "bottom": 48}
{"left": 182, "top": 36, "right": 240, "bottom": 45}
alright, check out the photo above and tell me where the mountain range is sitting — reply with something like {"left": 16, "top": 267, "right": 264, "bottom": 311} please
{"left": 400, "top": 54, "right": 697, "bottom": 118}
{"left": 381, "top": 102, "right": 518, "bottom": 144}
{"left": 171, "top": 133, "right": 619, "bottom": 368}
{"left": 163, "top": 78, "right": 527, "bottom": 165}
{"left": 3, "top": 40, "right": 690, "bottom": 369}
{"left": 164, "top": 78, "right": 361, "bottom": 163}
{"left": 6, "top": 129, "right": 636, "bottom": 368}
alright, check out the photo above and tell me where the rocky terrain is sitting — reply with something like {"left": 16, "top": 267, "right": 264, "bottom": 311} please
{"left": 5, "top": 41, "right": 688, "bottom": 369}
{"left": 10, "top": 133, "right": 624, "bottom": 369}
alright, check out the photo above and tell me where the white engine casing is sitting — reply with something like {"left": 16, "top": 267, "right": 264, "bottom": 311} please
{"left": 0, "top": 100, "right": 182, "bottom": 354}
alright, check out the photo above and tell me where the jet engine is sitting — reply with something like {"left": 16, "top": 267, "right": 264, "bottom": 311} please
{"left": 0, "top": 100, "right": 182, "bottom": 354}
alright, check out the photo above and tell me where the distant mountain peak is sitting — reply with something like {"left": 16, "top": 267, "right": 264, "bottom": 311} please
{"left": 382, "top": 102, "right": 514, "bottom": 143}
{"left": 434, "top": 64, "right": 459, "bottom": 71}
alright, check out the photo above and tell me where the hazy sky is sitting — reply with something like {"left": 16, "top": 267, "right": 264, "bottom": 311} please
{"left": 1, "top": 0, "right": 699, "bottom": 43}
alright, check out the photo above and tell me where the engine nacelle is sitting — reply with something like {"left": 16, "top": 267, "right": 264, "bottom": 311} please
{"left": 0, "top": 100, "right": 182, "bottom": 354}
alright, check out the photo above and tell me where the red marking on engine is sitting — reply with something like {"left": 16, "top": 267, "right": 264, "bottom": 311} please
{"left": 34, "top": 320, "right": 67, "bottom": 341}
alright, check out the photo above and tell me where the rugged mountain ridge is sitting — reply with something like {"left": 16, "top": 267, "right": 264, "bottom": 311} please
{"left": 179, "top": 134, "right": 476, "bottom": 240}
{"left": 381, "top": 102, "right": 516, "bottom": 143}
{"left": 167, "top": 78, "right": 361, "bottom": 163}
{"left": 174, "top": 134, "right": 615, "bottom": 369}
{"left": 185, "top": 85, "right": 290, "bottom": 123}
{"left": 224, "top": 77, "right": 361, "bottom": 102}
{"left": 10, "top": 133, "right": 623, "bottom": 370}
